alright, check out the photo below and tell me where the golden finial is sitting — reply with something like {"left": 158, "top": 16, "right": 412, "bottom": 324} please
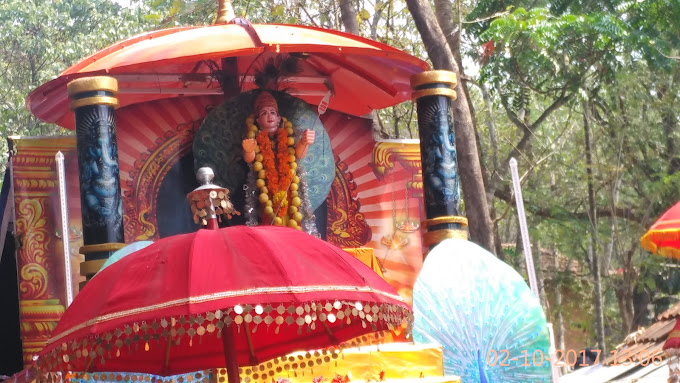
{"left": 215, "top": 0, "right": 236, "bottom": 24}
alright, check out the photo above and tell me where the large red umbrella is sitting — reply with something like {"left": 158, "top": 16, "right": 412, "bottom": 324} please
{"left": 35, "top": 226, "right": 410, "bottom": 379}
{"left": 641, "top": 201, "right": 680, "bottom": 259}
{"left": 27, "top": 19, "right": 429, "bottom": 129}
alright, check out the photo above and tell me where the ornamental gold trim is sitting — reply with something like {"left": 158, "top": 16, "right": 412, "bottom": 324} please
{"left": 422, "top": 216, "right": 468, "bottom": 228}
{"left": 69, "top": 96, "right": 119, "bottom": 110}
{"left": 410, "top": 70, "right": 457, "bottom": 88}
{"left": 79, "top": 243, "right": 126, "bottom": 254}
{"left": 412, "top": 88, "right": 457, "bottom": 101}
{"left": 9, "top": 136, "right": 76, "bottom": 157}
{"left": 372, "top": 141, "right": 423, "bottom": 196}
{"left": 422, "top": 228, "right": 468, "bottom": 248}
{"left": 37, "top": 300, "right": 412, "bottom": 374}
{"left": 79, "top": 259, "right": 107, "bottom": 276}
{"left": 67, "top": 77, "right": 118, "bottom": 96}
{"left": 46, "top": 285, "right": 407, "bottom": 345}
{"left": 72, "top": 371, "right": 213, "bottom": 383}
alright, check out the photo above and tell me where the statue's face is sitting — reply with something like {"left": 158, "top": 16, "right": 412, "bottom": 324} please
{"left": 256, "top": 106, "right": 281, "bottom": 133}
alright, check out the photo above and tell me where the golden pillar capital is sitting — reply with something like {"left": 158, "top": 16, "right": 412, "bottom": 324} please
{"left": 67, "top": 76, "right": 119, "bottom": 110}
{"left": 410, "top": 70, "right": 457, "bottom": 101}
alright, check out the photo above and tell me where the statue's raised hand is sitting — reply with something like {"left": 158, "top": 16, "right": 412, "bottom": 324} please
{"left": 295, "top": 130, "right": 316, "bottom": 160}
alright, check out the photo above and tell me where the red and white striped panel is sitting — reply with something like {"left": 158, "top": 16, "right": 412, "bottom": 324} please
{"left": 323, "top": 112, "right": 423, "bottom": 302}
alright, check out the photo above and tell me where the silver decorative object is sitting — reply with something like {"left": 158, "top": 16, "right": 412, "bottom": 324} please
{"left": 187, "top": 167, "right": 239, "bottom": 227}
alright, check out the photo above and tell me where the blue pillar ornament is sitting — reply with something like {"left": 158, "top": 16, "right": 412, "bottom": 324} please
{"left": 411, "top": 71, "right": 468, "bottom": 249}
{"left": 68, "top": 77, "right": 125, "bottom": 281}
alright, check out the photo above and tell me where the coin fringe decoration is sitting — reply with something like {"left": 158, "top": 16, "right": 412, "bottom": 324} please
{"left": 187, "top": 189, "right": 240, "bottom": 226}
{"left": 36, "top": 300, "right": 412, "bottom": 376}
{"left": 69, "top": 370, "right": 213, "bottom": 383}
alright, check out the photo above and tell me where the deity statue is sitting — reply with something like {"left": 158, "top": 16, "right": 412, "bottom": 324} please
{"left": 241, "top": 91, "right": 316, "bottom": 228}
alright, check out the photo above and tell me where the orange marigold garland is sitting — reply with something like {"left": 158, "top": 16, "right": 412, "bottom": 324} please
{"left": 246, "top": 115, "right": 303, "bottom": 228}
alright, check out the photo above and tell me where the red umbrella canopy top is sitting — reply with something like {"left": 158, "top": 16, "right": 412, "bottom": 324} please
{"left": 36, "top": 226, "right": 411, "bottom": 376}
{"left": 27, "top": 21, "right": 430, "bottom": 129}
{"left": 641, "top": 200, "right": 680, "bottom": 259}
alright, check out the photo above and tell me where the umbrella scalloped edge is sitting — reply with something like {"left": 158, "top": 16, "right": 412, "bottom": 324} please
{"left": 641, "top": 228, "right": 680, "bottom": 259}
{"left": 36, "top": 300, "right": 412, "bottom": 374}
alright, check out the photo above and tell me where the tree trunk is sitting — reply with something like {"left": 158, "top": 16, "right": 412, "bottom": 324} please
{"left": 337, "top": 0, "right": 384, "bottom": 141}
{"left": 405, "top": 0, "right": 495, "bottom": 253}
{"left": 533, "top": 240, "right": 547, "bottom": 310}
{"left": 369, "top": 1, "right": 384, "bottom": 40}
{"left": 584, "top": 101, "right": 606, "bottom": 353}
{"left": 432, "top": 0, "right": 457, "bottom": 51}
{"left": 479, "top": 84, "right": 504, "bottom": 258}
{"left": 338, "top": 0, "right": 359, "bottom": 35}
{"left": 616, "top": 243, "right": 636, "bottom": 337}
{"left": 434, "top": 0, "right": 498, "bottom": 257}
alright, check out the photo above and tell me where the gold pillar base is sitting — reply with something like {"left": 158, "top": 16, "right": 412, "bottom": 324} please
{"left": 79, "top": 242, "right": 127, "bottom": 283}
{"left": 421, "top": 216, "right": 468, "bottom": 249}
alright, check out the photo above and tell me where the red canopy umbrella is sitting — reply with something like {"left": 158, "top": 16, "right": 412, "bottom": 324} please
{"left": 26, "top": 19, "right": 429, "bottom": 129}
{"left": 34, "top": 226, "right": 411, "bottom": 380}
{"left": 641, "top": 201, "right": 680, "bottom": 259}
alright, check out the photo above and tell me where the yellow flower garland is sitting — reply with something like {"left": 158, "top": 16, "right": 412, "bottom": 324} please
{"left": 246, "top": 115, "right": 303, "bottom": 228}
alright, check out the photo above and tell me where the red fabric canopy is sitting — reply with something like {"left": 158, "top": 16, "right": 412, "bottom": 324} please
{"left": 641, "top": 201, "right": 680, "bottom": 259}
{"left": 36, "top": 226, "right": 410, "bottom": 376}
{"left": 27, "top": 21, "right": 429, "bottom": 129}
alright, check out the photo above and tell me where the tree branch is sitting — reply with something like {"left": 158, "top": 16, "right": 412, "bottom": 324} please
{"left": 298, "top": 2, "right": 320, "bottom": 28}
{"left": 462, "top": 10, "right": 510, "bottom": 24}
{"left": 532, "top": 91, "right": 570, "bottom": 130}
{"left": 495, "top": 187, "right": 641, "bottom": 222}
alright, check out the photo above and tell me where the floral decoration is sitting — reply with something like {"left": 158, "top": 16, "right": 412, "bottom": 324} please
{"left": 246, "top": 115, "right": 303, "bottom": 228}
{"left": 331, "top": 374, "right": 351, "bottom": 383}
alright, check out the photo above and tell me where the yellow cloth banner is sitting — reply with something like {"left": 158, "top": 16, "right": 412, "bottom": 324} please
{"left": 335, "top": 343, "right": 444, "bottom": 381}
{"left": 233, "top": 343, "right": 449, "bottom": 383}
{"left": 343, "top": 248, "right": 384, "bottom": 279}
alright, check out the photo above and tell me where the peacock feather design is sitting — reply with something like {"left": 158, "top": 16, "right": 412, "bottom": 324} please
{"left": 413, "top": 238, "right": 552, "bottom": 383}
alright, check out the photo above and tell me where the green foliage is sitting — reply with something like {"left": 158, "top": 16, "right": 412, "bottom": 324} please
{"left": 480, "top": 7, "right": 621, "bottom": 111}
{"left": 0, "top": 0, "right": 152, "bottom": 171}
{"left": 471, "top": 0, "right": 680, "bottom": 349}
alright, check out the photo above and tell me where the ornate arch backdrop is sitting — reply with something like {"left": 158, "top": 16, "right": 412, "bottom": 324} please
{"left": 116, "top": 95, "right": 426, "bottom": 299}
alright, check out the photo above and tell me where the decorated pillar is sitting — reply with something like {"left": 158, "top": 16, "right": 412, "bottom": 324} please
{"left": 10, "top": 137, "right": 76, "bottom": 366}
{"left": 67, "top": 77, "right": 125, "bottom": 280}
{"left": 410, "top": 71, "right": 468, "bottom": 250}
